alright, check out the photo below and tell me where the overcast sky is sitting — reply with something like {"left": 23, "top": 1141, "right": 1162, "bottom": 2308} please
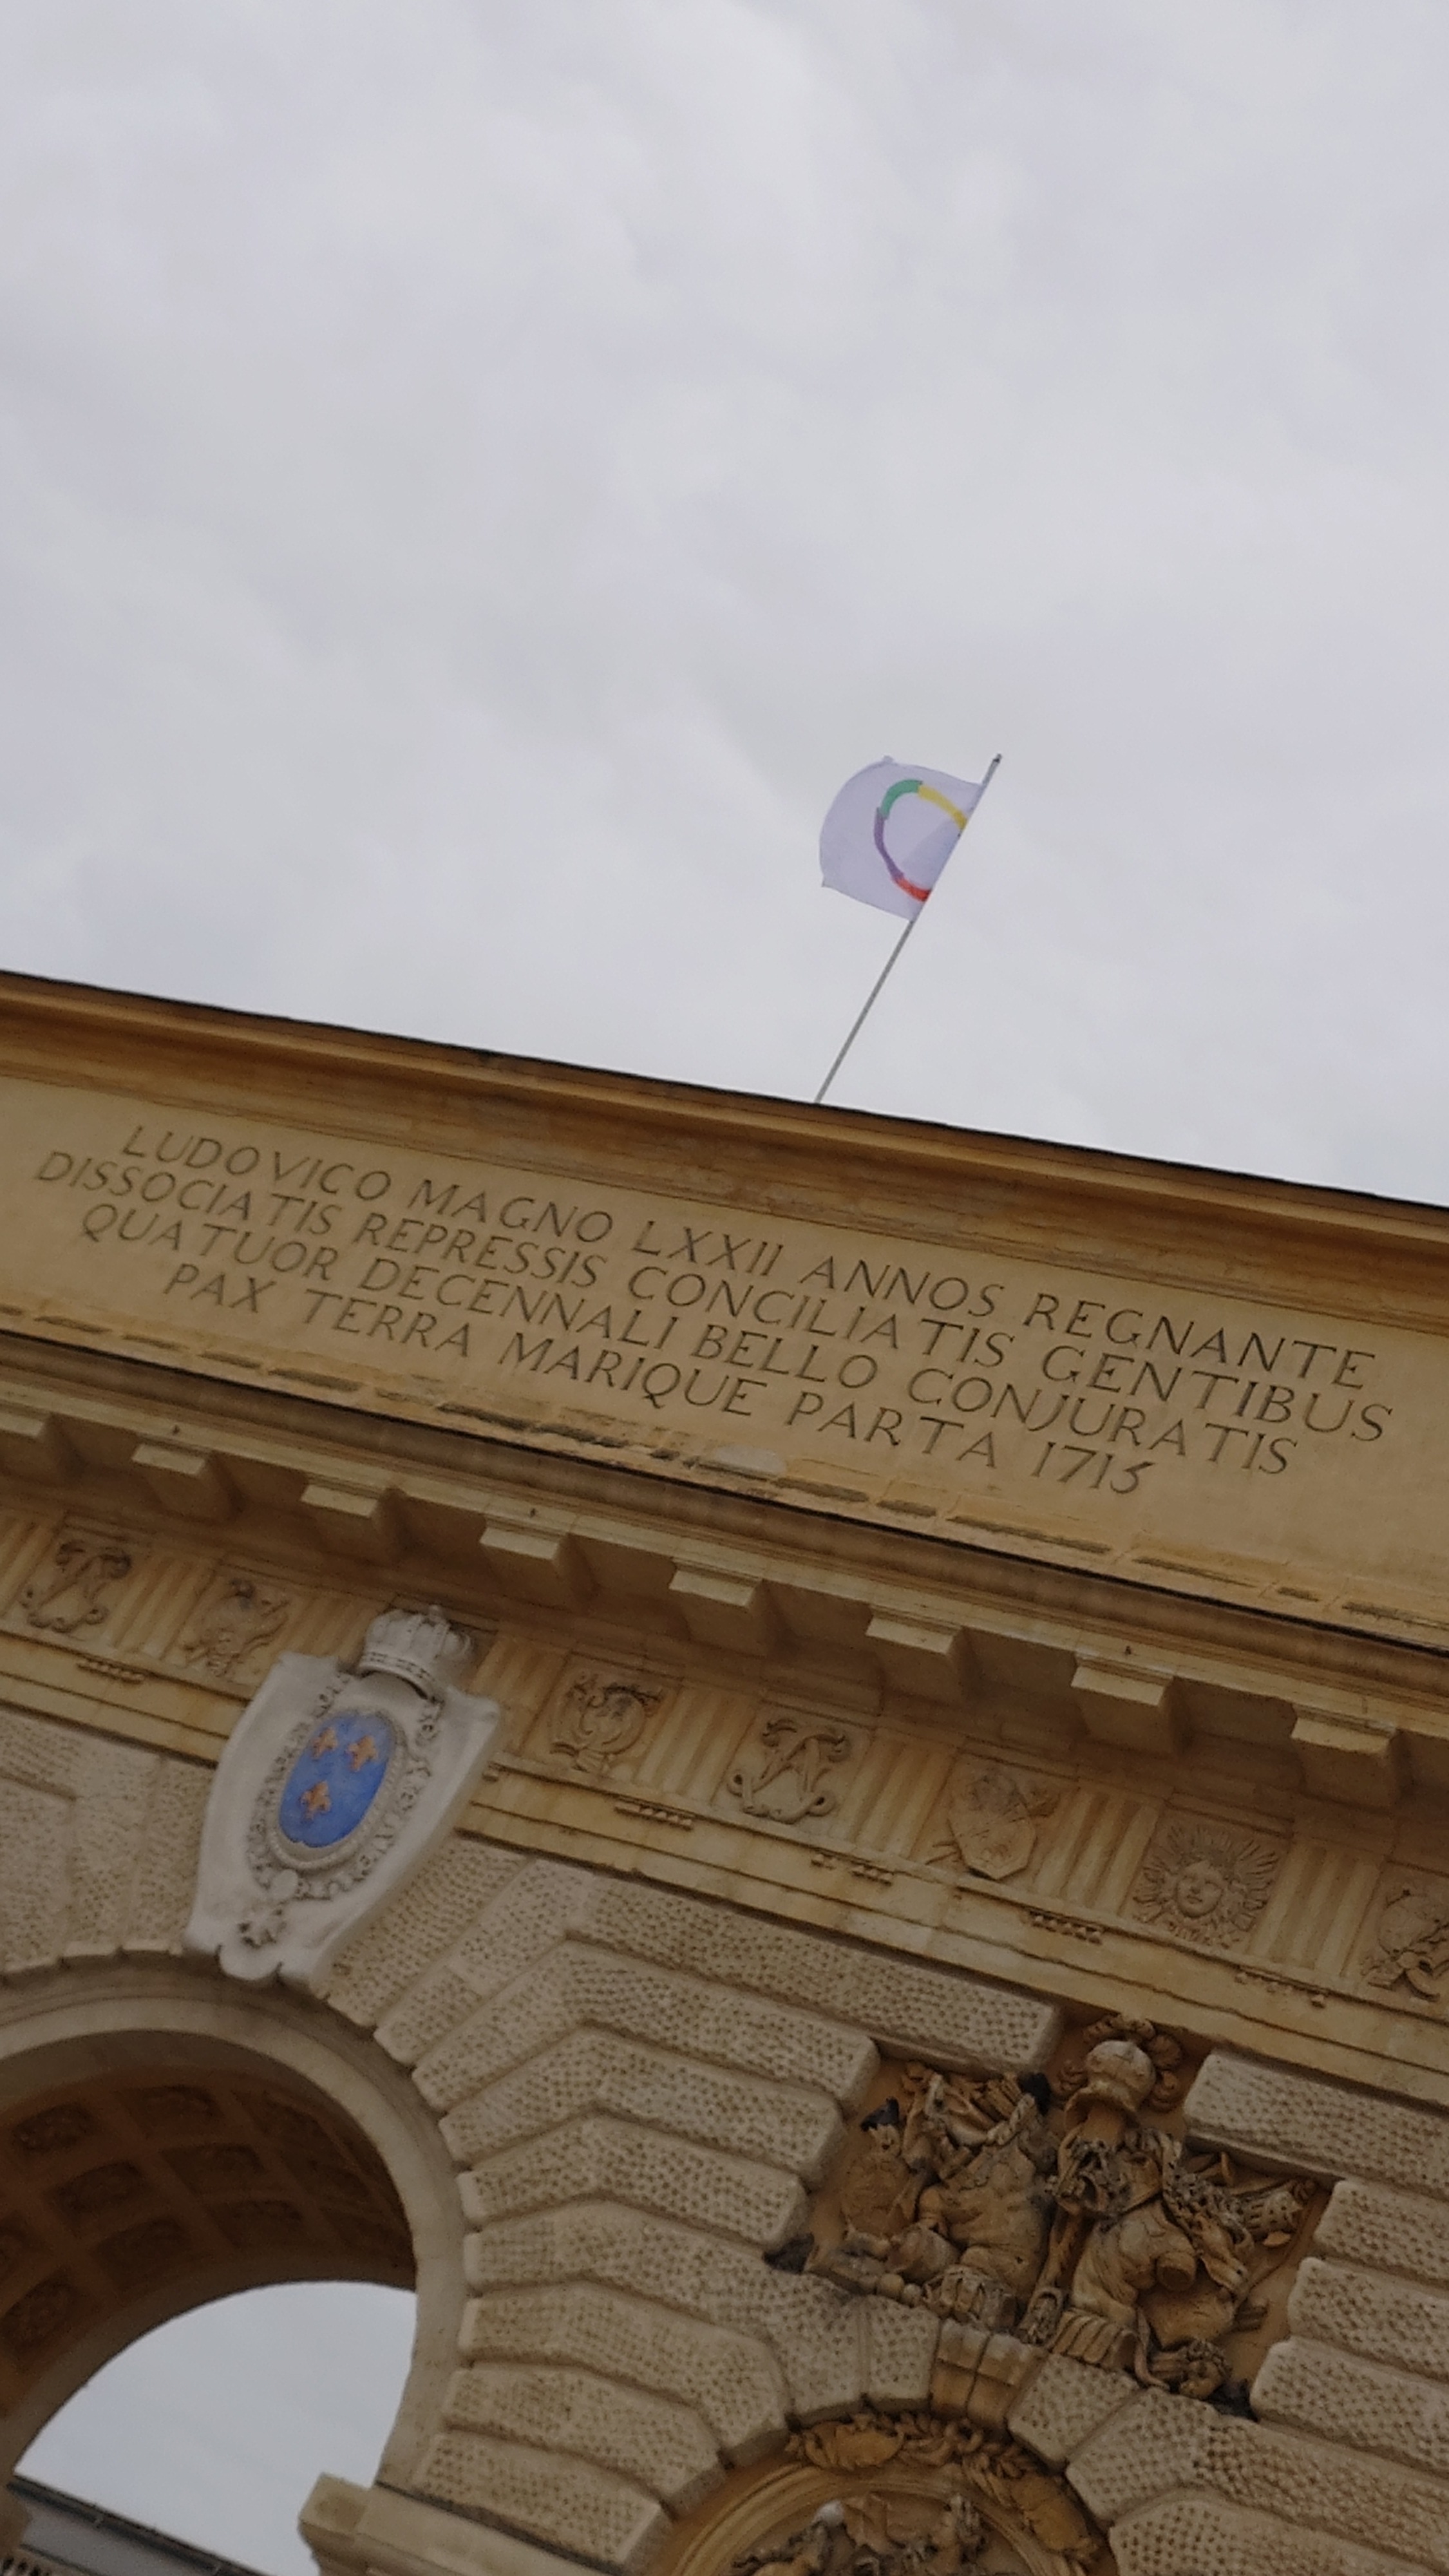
{"left": 7, "top": 4, "right": 1449, "bottom": 1196}
{"left": 10, "top": 0, "right": 1449, "bottom": 2562}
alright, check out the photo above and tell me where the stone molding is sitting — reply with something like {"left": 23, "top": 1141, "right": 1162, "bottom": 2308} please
{"left": 8, "top": 1688, "right": 1449, "bottom": 2571}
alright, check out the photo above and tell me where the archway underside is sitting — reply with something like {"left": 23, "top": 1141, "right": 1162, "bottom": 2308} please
{"left": 0, "top": 2063, "right": 413, "bottom": 2412}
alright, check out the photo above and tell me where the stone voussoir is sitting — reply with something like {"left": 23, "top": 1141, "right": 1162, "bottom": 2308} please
{"left": 1186, "top": 2052, "right": 1449, "bottom": 2199}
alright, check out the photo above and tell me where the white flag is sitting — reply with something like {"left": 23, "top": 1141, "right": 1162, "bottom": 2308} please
{"left": 820, "top": 757, "right": 984, "bottom": 920}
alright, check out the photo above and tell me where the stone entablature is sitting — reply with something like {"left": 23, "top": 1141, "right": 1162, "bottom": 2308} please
{"left": 5, "top": 966, "right": 1449, "bottom": 1652}
{"left": 2, "top": 1461, "right": 1449, "bottom": 2113}
{"left": 6, "top": 973, "right": 1449, "bottom": 2576}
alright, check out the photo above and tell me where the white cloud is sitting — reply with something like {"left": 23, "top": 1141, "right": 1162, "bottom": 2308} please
{"left": 8, "top": 7, "right": 1449, "bottom": 2550}
{"left": 21, "top": 2283, "right": 415, "bottom": 2576}
{"left": 5, "top": 4, "right": 1449, "bottom": 1191}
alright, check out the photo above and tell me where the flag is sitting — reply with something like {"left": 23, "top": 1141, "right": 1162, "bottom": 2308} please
{"left": 820, "top": 757, "right": 985, "bottom": 920}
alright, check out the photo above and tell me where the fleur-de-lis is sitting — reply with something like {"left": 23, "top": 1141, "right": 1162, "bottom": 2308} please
{"left": 301, "top": 1780, "right": 332, "bottom": 1821}
{"left": 310, "top": 1724, "right": 339, "bottom": 1757}
{"left": 346, "top": 1732, "right": 382, "bottom": 1772}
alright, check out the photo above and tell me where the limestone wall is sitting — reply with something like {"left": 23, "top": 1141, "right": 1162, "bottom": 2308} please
{"left": 5, "top": 1692, "right": 1449, "bottom": 2575}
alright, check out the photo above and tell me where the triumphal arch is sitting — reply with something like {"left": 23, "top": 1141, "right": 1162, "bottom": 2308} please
{"left": 1, "top": 968, "right": 1448, "bottom": 2576}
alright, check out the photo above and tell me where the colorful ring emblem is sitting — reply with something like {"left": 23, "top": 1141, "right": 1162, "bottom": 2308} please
{"left": 873, "top": 778, "right": 970, "bottom": 904}
{"left": 278, "top": 1707, "right": 394, "bottom": 1850}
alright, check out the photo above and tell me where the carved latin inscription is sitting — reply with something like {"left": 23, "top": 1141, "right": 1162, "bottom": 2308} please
{"left": 7, "top": 1079, "right": 1421, "bottom": 1620}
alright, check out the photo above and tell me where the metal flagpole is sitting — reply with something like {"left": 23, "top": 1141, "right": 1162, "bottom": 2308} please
{"left": 813, "top": 753, "right": 1001, "bottom": 1106}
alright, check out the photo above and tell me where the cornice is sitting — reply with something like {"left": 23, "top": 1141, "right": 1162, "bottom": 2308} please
{"left": 4, "top": 968, "right": 1449, "bottom": 1320}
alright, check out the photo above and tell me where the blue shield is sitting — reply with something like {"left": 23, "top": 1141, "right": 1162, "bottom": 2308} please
{"left": 279, "top": 1707, "right": 395, "bottom": 1850}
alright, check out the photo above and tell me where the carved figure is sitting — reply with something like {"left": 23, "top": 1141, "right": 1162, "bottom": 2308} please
{"left": 798, "top": 2020, "right": 1311, "bottom": 2408}
{"left": 728, "top": 1713, "right": 855, "bottom": 1823}
{"left": 1128, "top": 1821, "right": 1281, "bottom": 1949}
{"left": 789, "top": 2413, "right": 1101, "bottom": 2571}
{"left": 1363, "top": 1877, "right": 1449, "bottom": 2002}
{"left": 734, "top": 2497, "right": 985, "bottom": 2576}
{"left": 21, "top": 1537, "right": 131, "bottom": 1635}
{"left": 931, "top": 1765, "right": 1055, "bottom": 1882}
{"left": 178, "top": 1574, "right": 290, "bottom": 1681}
{"left": 550, "top": 1675, "right": 661, "bottom": 1776}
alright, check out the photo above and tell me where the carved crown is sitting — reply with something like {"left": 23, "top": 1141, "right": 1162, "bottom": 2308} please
{"left": 358, "top": 1604, "right": 474, "bottom": 1696}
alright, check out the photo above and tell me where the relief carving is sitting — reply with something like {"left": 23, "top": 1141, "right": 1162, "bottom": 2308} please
{"left": 733, "top": 2494, "right": 985, "bottom": 2576}
{"left": 1362, "top": 1872, "right": 1449, "bottom": 2003}
{"left": 929, "top": 1765, "right": 1056, "bottom": 1882}
{"left": 786, "top": 2412, "right": 1100, "bottom": 2571}
{"left": 549, "top": 1673, "right": 663, "bottom": 1776}
{"left": 802, "top": 2020, "right": 1312, "bottom": 2408}
{"left": 178, "top": 1573, "right": 290, "bottom": 1681}
{"left": 1127, "top": 1819, "right": 1281, "bottom": 1949}
{"left": 728, "top": 1712, "right": 858, "bottom": 1823}
{"left": 20, "top": 1537, "right": 131, "bottom": 1636}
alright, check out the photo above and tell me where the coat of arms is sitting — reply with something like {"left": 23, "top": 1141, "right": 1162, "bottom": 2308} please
{"left": 931, "top": 1763, "right": 1056, "bottom": 1882}
{"left": 184, "top": 1604, "right": 498, "bottom": 1989}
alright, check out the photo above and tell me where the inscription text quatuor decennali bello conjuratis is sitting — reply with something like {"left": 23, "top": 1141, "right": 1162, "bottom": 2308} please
{"left": 6, "top": 1074, "right": 1430, "bottom": 1620}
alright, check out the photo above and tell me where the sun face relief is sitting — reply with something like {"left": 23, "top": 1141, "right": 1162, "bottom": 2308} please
{"left": 278, "top": 1710, "right": 395, "bottom": 1850}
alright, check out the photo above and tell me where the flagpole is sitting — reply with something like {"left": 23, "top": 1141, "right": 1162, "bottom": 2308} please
{"left": 813, "top": 753, "right": 1001, "bottom": 1107}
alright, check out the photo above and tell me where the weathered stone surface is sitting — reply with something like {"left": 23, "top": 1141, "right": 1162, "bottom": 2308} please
{"left": 1186, "top": 2051, "right": 1449, "bottom": 2197}
{"left": 1070, "top": 2387, "right": 1449, "bottom": 2573}
{"left": 416, "top": 2429, "right": 665, "bottom": 2573}
{"left": 1006, "top": 2351, "right": 1137, "bottom": 2468}
{"left": 440, "top": 2025, "right": 842, "bottom": 2180}
{"left": 1111, "top": 2492, "right": 1435, "bottom": 2576}
{"left": 459, "top": 2284, "right": 787, "bottom": 2457}
{"left": 459, "top": 2112, "right": 808, "bottom": 2246}
{"left": 1289, "top": 2254, "right": 1449, "bottom": 2384}
{"left": 582, "top": 1876, "right": 1059, "bottom": 2071}
{"left": 861, "top": 2295, "right": 939, "bottom": 2410}
{"left": 1317, "top": 2179, "right": 1449, "bottom": 2290}
{"left": 412, "top": 1940, "right": 876, "bottom": 2112}
{"left": 442, "top": 2362, "right": 721, "bottom": 2514}
{"left": 464, "top": 2197, "right": 872, "bottom": 2423}
{"left": 1254, "top": 2334, "right": 1449, "bottom": 2479}
{"left": 122, "top": 1754, "right": 209, "bottom": 1953}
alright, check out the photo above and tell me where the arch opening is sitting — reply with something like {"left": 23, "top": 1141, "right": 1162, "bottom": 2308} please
{"left": 0, "top": 1963, "right": 466, "bottom": 2513}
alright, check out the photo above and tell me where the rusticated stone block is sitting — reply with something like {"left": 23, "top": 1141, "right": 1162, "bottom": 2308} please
{"left": 459, "top": 2113, "right": 808, "bottom": 2247}
{"left": 1317, "top": 2179, "right": 1449, "bottom": 2290}
{"left": 446, "top": 1859, "right": 598, "bottom": 2000}
{"left": 442, "top": 2362, "right": 721, "bottom": 2514}
{"left": 1254, "top": 2335, "right": 1449, "bottom": 2479}
{"left": 460, "top": 2282, "right": 787, "bottom": 2458}
{"left": 862, "top": 2295, "right": 938, "bottom": 2409}
{"left": 1006, "top": 2351, "right": 1137, "bottom": 2468}
{"left": 122, "top": 1754, "right": 210, "bottom": 1953}
{"left": 460, "top": 2198, "right": 871, "bottom": 2423}
{"left": 1186, "top": 2051, "right": 1449, "bottom": 2197}
{"left": 374, "top": 1964, "right": 482, "bottom": 2068}
{"left": 1112, "top": 2490, "right": 1434, "bottom": 2576}
{"left": 412, "top": 1940, "right": 874, "bottom": 2112}
{"left": 440, "top": 2025, "right": 842, "bottom": 2181}
{"left": 583, "top": 1875, "right": 1059, "bottom": 2070}
{"left": 1070, "top": 2387, "right": 1449, "bottom": 2573}
{"left": 324, "top": 1839, "right": 524, "bottom": 2029}
{"left": 417, "top": 2429, "right": 665, "bottom": 2574}
{"left": 1289, "top": 2255, "right": 1449, "bottom": 2385}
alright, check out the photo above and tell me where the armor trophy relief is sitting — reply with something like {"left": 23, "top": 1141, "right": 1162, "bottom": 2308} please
{"left": 184, "top": 1604, "right": 499, "bottom": 1988}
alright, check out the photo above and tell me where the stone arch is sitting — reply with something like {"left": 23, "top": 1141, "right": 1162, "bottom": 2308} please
{"left": 661, "top": 2455, "right": 1083, "bottom": 2576}
{"left": 0, "top": 1956, "right": 465, "bottom": 2492}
